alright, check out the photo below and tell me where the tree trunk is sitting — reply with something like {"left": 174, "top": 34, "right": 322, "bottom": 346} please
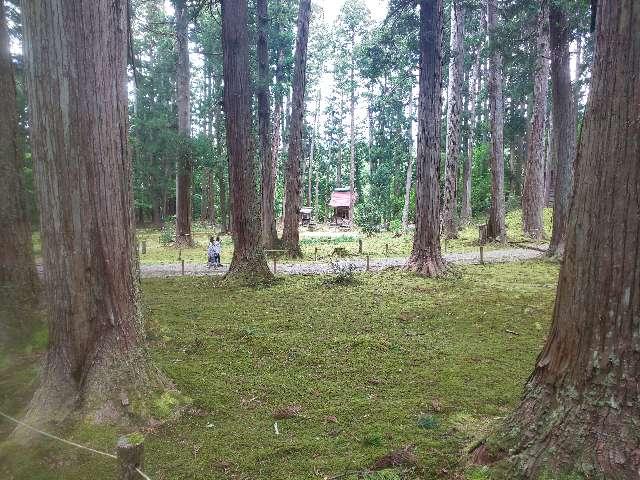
{"left": 461, "top": 55, "right": 479, "bottom": 226}
{"left": 522, "top": 1, "right": 550, "bottom": 240}
{"left": 547, "top": 2, "right": 576, "bottom": 258}
{"left": 221, "top": 0, "right": 272, "bottom": 280}
{"left": 271, "top": 47, "right": 285, "bottom": 223}
{"left": 282, "top": 0, "right": 311, "bottom": 257}
{"left": 348, "top": 32, "right": 357, "bottom": 226}
{"left": 401, "top": 97, "right": 415, "bottom": 232}
{"left": 257, "top": 0, "right": 278, "bottom": 248}
{"left": 0, "top": 0, "right": 39, "bottom": 347}
{"left": 406, "top": 0, "right": 446, "bottom": 277}
{"left": 174, "top": 0, "right": 193, "bottom": 247}
{"left": 474, "top": 2, "right": 640, "bottom": 476}
{"left": 20, "top": 0, "right": 165, "bottom": 427}
{"left": 308, "top": 89, "right": 321, "bottom": 207}
{"left": 486, "top": 0, "right": 506, "bottom": 242}
{"left": 441, "top": 0, "right": 465, "bottom": 239}
{"left": 200, "top": 167, "right": 210, "bottom": 223}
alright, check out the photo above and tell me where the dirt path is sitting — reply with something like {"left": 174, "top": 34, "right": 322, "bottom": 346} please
{"left": 139, "top": 248, "right": 545, "bottom": 278}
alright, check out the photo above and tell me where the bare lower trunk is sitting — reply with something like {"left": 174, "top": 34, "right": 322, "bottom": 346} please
{"left": 308, "top": 89, "right": 321, "bottom": 207}
{"left": 486, "top": 0, "right": 506, "bottom": 242}
{"left": 282, "top": 0, "right": 311, "bottom": 257}
{"left": 547, "top": 2, "right": 576, "bottom": 258}
{"left": 258, "top": 0, "right": 278, "bottom": 249}
{"left": 348, "top": 34, "right": 357, "bottom": 225}
{"left": 20, "top": 0, "right": 165, "bottom": 428}
{"left": 174, "top": 0, "right": 193, "bottom": 247}
{"left": 0, "top": 0, "right": 39, "bottom": 346}
{"left": 475, "top": 3, "right": 640, "bottom": 476}
{"left": 401, "top": 96, "right": 415, "bottom": 232}
{"left": 441, "top": 0, "right": 465, "bottom": 239}
{"left": 460, "top": 55, "right": 479, "bottom": 226}
{"left": 522, "top": 1, "right": 550, "bottom": 240}
{"left": 221, "top": 0, "right": 272, "bottom": 280}
{"left": 407, "top": 0, "right": 446, "bottom": 277}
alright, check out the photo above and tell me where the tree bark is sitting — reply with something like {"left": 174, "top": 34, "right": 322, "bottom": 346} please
{"left": 20, "top": 0, "right": 165, "bottom": 427}
{"left": 221, "top": 0, "right": 272, "bottom": 280}
{"left": 474, "top": 1, "right": 640, "bottom": 477}
{"left": 401, "top": 97, "right": 415, "bottom": 232}
{"left": 174, "top": 0, "right": 193, "bottom": 247}
{"left": 0, "top": 0, "right": 39, "bottom": 347}
{"left": 522, "top": 1, "right": 550, "bottom": 240}
{"left": 441, "top": 0, "right": 465, "bottom": 239}
{"left": 282, "top": 0, "right": 311, "bottom": 257}
{"left": 486, "top": 0, "right": 506, "bottom": 242}
{"left": 406, "top": 0, "right": 446, "bottom": 277}
{"left": 257, "top": 0, "right": 278, "bottom": 248}
{"left": 308, "top": 89, "right": 321, "bottom": 207}
{"left": 461, "top": 55, "right": 479, "bottom": 226}
{"left": 547, "top": 2, "right": 576, "bottom": 258}
{"left": 348, "top": 32, "right": 357, "bottom": 226}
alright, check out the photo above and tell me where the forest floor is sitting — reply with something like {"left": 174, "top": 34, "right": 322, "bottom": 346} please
{"left": 1, "top": 260, "right": 560, "bottom": 480}
{"left": 140, "top": 246, "right": 546, "bottom": 278}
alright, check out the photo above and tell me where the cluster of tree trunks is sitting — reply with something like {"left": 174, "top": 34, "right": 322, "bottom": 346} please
{"left": 406, "top": 0, "right": 446, "bottom": 277}
{"left": 474, "top": 1, "right": 640, "bottom": 476}
{"left": 547, "top": 1, "right": 577, "bottom": 258}
{"left": 174, "top": 0, "right": 193, "bottom": 247}
{"left": 0, "top": 0, "right": 39, "bottom": 347}
{"left": 522, "top": 1, "right": 551, "bottom": 240}
{"left": 221, "top": 0, "right": 272, "bottom": 279}
{"left": 441, "top": 0, "right": 465, "bottom": 239}
{"left": 282, "top": 0, "right": 311, "bottom": 257}
{"left": 19, "top": 0, "right": 164, "bottom": 428}
{"left": 486, "top": 0, "right": 506, "bottom": 242}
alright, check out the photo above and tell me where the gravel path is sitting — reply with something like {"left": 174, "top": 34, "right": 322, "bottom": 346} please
{"left": 140, "top": 247, "right": 545, "bottom": 278}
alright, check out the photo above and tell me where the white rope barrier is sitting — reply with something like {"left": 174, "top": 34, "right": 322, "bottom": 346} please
{"left": 0, "top": 409, "right": 153, "bottom": 479}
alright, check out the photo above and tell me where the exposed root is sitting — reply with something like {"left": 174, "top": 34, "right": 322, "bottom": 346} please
{"left": 405, "top": 250, "right": 447, "bottom": 277}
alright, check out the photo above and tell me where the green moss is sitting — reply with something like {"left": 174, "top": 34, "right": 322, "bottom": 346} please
{"left": 2, "top": 261, "right": 560, "bottom": 479}
{"left": 150, "top": 391, "right": 192, "bottom": 419}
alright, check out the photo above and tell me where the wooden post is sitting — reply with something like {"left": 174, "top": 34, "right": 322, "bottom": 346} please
{"left": 480, "top": 245, "right": 484, "bottom": 265}
{"left": 273, "top": 257, "right": 277, "bottom": 273}
{"left": 358, "top": 239, "right": 363, "bottom": 254}
{"left": 366, "top": 255, "right": 370, "bottom": 272}
{"left": 181, "top": 259, "right": 185, "bottom": 275}
{"left": 178, "top": 249, "right": 182, "bottom": 260}
{"left": 141, "top": 241, "right": 146, "bottom": 255}
{"left": 385, "top": 243, "right": 389, "bottom": 256}
{"left": 314, "top": 247, "right": 318, "bottom": 261}
{"left": 117, "top": 434, "right": 144, "bottom": 480}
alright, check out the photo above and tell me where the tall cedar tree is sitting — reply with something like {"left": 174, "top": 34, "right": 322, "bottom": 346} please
{"left": 460, "top": 55, "right": 480, "bottom": 226}
{"left": 258, "top": 0, "right": 278, "bottom": 248}
{"left": 282, "top": 0, "right": 311, "bottom": 257}
{"left": 474, "top": 0, "right": 640, "bottom": 476}
{"left": 20, "top": 0, "right": 165, "bottom": 426}
{"left": 0, "top": 0, "right": 38, "bottom": 346}
{"left": 441, "top": 0, "right": 465, "bottom": 239}
{"left": 221, "top": 0, "right": 273, "bottom": 280}
{"left": 406, "top": 0, "right": 446, "bottom": 276}
{"left": 547, "top": 1, "right": 576, "bottom": 257}
{"left": 486, "top": 0, "right": 506, "bottom": 241}
{"left": 174, "top": 0, "right": 193, "bottom": 245}
{"left": 522, "top": 1, "right": 550, "bottom": 239}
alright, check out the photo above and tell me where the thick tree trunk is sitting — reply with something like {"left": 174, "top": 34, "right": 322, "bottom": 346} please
{"left": 20, "top": 0, "right": 165, "bottom": 427}
{"left": 282, "top": 0, "right": 311, "bottom": 257}
{"left": 407, "top": 0, "right": 446, "bottom": 277}
{"left": 460, "top": 55, "right": 479, "bottom": 227}
{"left": 441, "top": 0, "right": 465, "bottom": 239}
{"left": 474, "top": 2, "right": 640, "bottom": 477}
{"left": 257, "top": 0, "right": 278, "bottom": 248}
{"left": 174, "top": 0, "right": 193, "bottom": 247}
{"left": 547, "top": 2, "right": 576, "bottom": 258}
{"left": 0, "top": 0, "right": 39, "bottom": 347}
{"left": 486, "top": 0, "right": 506, "bottom": 242}
{"left": 221, "top": 0, "right": 272, "bottom": 280}
{"left": 522, "top": 1, "right": 550, "bottom": 240}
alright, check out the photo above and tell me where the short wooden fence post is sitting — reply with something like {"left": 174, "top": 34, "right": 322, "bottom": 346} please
{"left": 141, "top": 241, "right": 146, "bottom": 255}
{"left": 358, "top": 239, "right": 363, "bottom": 254}
{"left": 314, "top": 247, "right": 318, "bottom": 261}
{"left": 366, "top": 255, "right": 370, "bottom": 272}
{"left": 273, "top": 257, "right": 277, "bottom": 273}
{"left": 385, "top": 243, "right": 389, "bottom": 256}
{"left": 181, "top": 259, "right": 185, "bottom": 276}
{"left": 117, "top": 435, "right": 144, "bottom": 480}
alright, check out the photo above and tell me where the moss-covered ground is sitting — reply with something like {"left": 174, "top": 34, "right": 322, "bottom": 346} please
{"left": 0, "top": 260, "right": 559, "bottom": 479}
